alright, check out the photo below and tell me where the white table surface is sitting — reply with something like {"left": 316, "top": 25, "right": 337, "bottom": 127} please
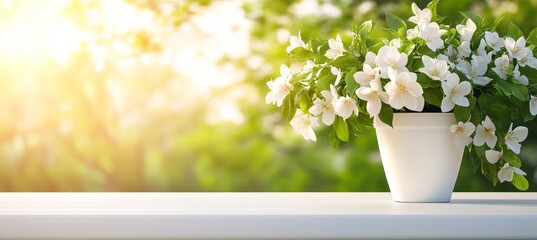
{"left": 0, "top": 192, "right": 536, "bottom": 239}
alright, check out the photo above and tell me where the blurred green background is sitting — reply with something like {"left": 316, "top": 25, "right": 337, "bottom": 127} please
{"left": 0, "top": 0, "right": 536, "bottom": 191}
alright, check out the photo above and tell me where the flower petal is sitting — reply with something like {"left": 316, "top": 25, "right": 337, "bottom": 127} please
{"left": 441, "top": 97, "right": 455, "bottom": 112}
{"left": 485, "top": 150, "right": 502, "bottom": 164}
{"left": 322, "top": 109, "right": 335, "bottom": 125}
{"left": 452, "top": 96, "right": 469, "bottom": 107}
{"left": 498, "top": 167, "right": 513, "bottom": 183}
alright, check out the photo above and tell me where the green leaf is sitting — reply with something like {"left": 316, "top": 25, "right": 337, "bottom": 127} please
{"left": 378, "top": 103, "right": 393, "bottom": 127}
{"left": 476, "top": 145, "right": 499, "bottom": 186}
{"left": 495, "top": 79, "right": 513, "bottom": 97}
{"left": 289, "top": 47, "right": 314, "bottom": 62}
{"left": 356, "top": 20, "right": 374, "bottom": 55}
{"left": 281, "top": 92, "right": 296, "bottom": 121}
{"left": 528, "top": 27, "right": 537, "bottom": 45}
{"left": 328, "top": 129, "right": 340, "bottom": 148}
{"left": 422, "top": 87, "right": 443, "bottom": 107}
{"left": 427, "top": 0, "right": 439, "bottom": 21}
{"left": 357, "top": 111, "right": 374, "bottom": 127}
{"left": 331, "top": 55, "right": 359, "bottom": 69}
{"left": 508, "top": 22, "right": 524, "bottom": 40}
{"left": 512, "top": 83, "right": 530, "bottom": 101}
{"left": 482, "top": 161, "right": 499, "bottom": 186}
{"left": 454, "top": 97, "right": 475, "bottom": 121}
{"left": 399, "top": 42, "right": 415, "bottom": 55}
{"left": 477, "top": 93, "right": 511, "bottom": 130}
{"left": 454, "top": 105, "right": 471, "bottom": 121}
{"left": 357, "top": 20, "right": 374, "bottom": 41}
{"left": 347, "top": 115, "right": 363, "bottom": 136}
{"left": 386, "top": 12, "right": 407, "bottom": 32}
{"left": 334, "top": 117, "right": 349, "bottom": 142}
{"left": 470, "top": 106, "right": 482, "bottom": 126}
{"left": 512, "top": 174, "right": 529, "bottom": 191}
{"left": 416, "top": 73, "right": 441, "bottom": 89}
{"left": 495, "top": 79, "right": 529, "bottom": 101}
{"left": 316, "top": 74, "right": 335, "bottom": 94}
{"left": 502, "top": 149, "right": 522, "bottom": 167}
{"left": 492, "top": 14, "right": 506, "bottom": 30}
{"left": 344, "top": 68, "right": 359, "bottom": 95}
{"left": 464, "top": 146, "right": 480, "bottom": 173}
{"left": 298, "top": 90, "right": 312, "bottom": 113}
{"left": 459, "top": 12, "right": 482, "bottom": 27}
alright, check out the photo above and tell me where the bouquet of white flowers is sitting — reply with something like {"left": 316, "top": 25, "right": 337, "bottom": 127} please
{"left": 266, "top": 0, "right": 537, "bottom": 190}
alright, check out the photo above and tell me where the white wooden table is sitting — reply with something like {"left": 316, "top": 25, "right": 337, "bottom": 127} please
{"left": 0, "top": 192, "right": 536, "bottom": 239}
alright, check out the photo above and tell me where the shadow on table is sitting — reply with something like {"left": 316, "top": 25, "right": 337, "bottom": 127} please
{"left": 450, "top": 199, "right": 537, "bottom": 207}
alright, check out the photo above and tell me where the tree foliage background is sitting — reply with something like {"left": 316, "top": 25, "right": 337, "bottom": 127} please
{"left": 0, "top": 0, "right": 536, "bottom": 191}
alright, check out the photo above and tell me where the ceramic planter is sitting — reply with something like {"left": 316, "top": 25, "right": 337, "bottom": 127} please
{"left": 374, "top": 113, "right": 463, "bottom": 203}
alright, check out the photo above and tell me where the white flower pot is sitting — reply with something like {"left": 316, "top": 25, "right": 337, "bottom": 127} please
{"left": 374, "top": 113, "right": 463, "bottom": 203}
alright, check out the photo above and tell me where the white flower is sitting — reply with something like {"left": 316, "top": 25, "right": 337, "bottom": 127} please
{"left": 456, "top": 19, "right": 477, "bottom": 42}
{"left": 407, "top": 27, "right": 419, "bottom": 40}
{"left": 505, "top": 123, "right": 528, "bottom": 154}
{"left": 408, "top": 3, "right": 432, "bottom": 25}
{"left": 419, "top": 56, "right": 449, "bottom": 81}
{"left": 266, "top": 65, "right": 294, "bottom": 107}
{"left": 301, "top": 60, "right": 315, "bottom": 74}
{"left": 485, "top": 150, "right": 502, "bottom": 164}
{"left": 334, "top": 95, "right": 359, "bottom": 120}
{"left": 458, "top": 41, "right": 471, "bottom": 58}
{"left": 484, "top": 31, "right": 504, "bottom": 53}
{"left": 492, "top": 54, "right": 510, "bottom": 80}
{"left": 438, "top": 45, "right": 460, "bottom": 68}
{"left": 450, "top": 121, "right": 476, "bottom": 149}
{"left": 475, "top": 39, "right": 492, "bottom": 65}
{"left": 290, "top": 111, "right": 319, "bottom": 141}
{"left": 331, "top": 67, "right": 343, "bottom": 85}
{"left": 473, "top": 116, "right": 497, "bottom": 148}
{"left": 498, "top": 163, "right": 526, "bottom": 183}
{"left": 353, "top": 64, "right": 380, "bottom": 86}
{"left": 375, "top": 45, "right": 409, "bottom": 79}
{"left": 309, "top": 85, "right": 337, "bottom": 125}
{"left": 389, "top": 38, "right": 402, "bottom": 48}
{"left": 530, "top": 95, "right": 537, "bottom": 116}
{"left": 325, "top": 34, "right": 345, "bottom": 59}
{"left": 505, "top": 37, "right": 526, "bottom": 60}
{"left": 513, "top": 65, "right": 529, "bottom": 85}
{"left": 365, "top": 51, "right": 378, "bottom": 68}
{"left": 356, "top": 81, "right": 389, "bottom": 117}
{"left": 385, "top": 69, "right": 424, "bottom": 111}
{"left": 456, "top": 56, "right": 492, "bottom": 85}
{"left": 441, "top": 73, "right": 471, "bottom": 112}
{"left": 517, "top": 48, "right": 537, "bottom": 69}
{"left": 286, "top": 31, "right": 307, "bottom": 53}
{"left": 418, "top": 22, "right": 446, "bottom": 51}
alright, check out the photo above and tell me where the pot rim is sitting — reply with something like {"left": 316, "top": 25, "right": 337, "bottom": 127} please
{"left": 374, "top": 112, "right": 456, "bottom": 129}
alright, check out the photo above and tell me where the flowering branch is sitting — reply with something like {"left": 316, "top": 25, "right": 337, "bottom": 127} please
{"left": 266, "top": 0, "right": 537, "bottom": 190}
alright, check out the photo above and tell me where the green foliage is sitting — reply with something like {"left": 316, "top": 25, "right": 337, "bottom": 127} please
{"left": 316, "top": 73, "right": 335, "bottom": 94}
{"left": 454, "top": 97, "right": 475, "bottom": 122}
{"left": 386, "top": 12, "right": 407, "bottom": 37}
{"left": 282, "top": 93, "right": 296, "bottom": 121}
{"left": 289, "top": 47, "right": 315, "bottom": 62}
{"left": 334, "top": 117, "right": 349, "bottom": 142}
{"left": 527, "top": 27, "right": 537, "bottom": 45}
{"left": 422, "top": 88, "right": 443, "bottom": 107}
{"left": 503, "top": 149, "right": 522, "bottom": 167}
{"left": 378, "top": 104, "right": 393, "bottom": 127}
{"left": 508, "top": 22, "right": 524, "bottom": 39}
{"left": 459, "top": 11, "right": 482, "bottom": 27}
{"left": 344, "top": 68, "right": 359, "bottom": 95}
{"left": 512, "top": 174, "right": 529, "bottom": 191}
